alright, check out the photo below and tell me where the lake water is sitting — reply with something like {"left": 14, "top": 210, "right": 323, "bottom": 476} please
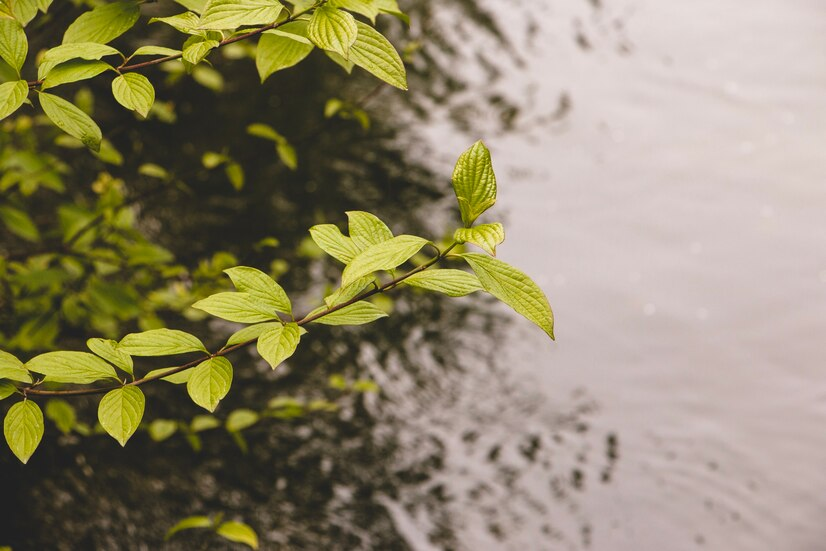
{"left": 392, "top": 0, "right": 826, "bottom": 549}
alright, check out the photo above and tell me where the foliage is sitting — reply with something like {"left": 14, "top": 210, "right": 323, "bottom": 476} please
{"left": 0, "top": 0, "right": 554, "bottom": 466}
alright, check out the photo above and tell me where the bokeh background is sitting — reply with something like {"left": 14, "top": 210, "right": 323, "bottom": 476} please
{"left": 2, "top": 0, "right": 825, "bottom": 549}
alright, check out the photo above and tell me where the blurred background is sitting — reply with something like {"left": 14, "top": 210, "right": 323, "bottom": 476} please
{"left": 1, "top": 0, "right": 825, "bottom": 549}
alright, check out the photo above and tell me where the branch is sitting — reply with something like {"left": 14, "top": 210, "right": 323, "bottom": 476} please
{"left": 26, "top": 2, "right": 323, "bottom": 89}
{"left": 21, "top": 243, "right": 458, "bottom": 398}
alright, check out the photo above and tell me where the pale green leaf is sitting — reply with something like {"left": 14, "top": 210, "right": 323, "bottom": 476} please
{"left": 25, "top": 351, "right": 118, "bottom": 384}
{"left": 148, "top": 419, "right": 177, "bottom": 441}
{"left": 308, "top": 6, "right": 357, "bottom": 59}
{"left": 182, "top": 37, "right": 219, "bottom": 65}
{"left": 165, "top": 516, "right": 213, "bottom": 540}
{"left": 330, "top": 0, "right": 379, "bottom": 22}
{"left": 175, "top": 0, "right": 208, "bottom": 13}
{"left": 191, "top": 414, "right": 220, "bottom": 431}
{"left": 0, "top": 18, "right": 27, "bottom": 73}
{"left": 375, "top": 0, "right": 408, "bottom": 24}
{"left": 347, "top": 210, "right": 393, "bottom": 250}
{"left": 187, "top": 356, "right": 232, "bottom": 412}
{"left": 62, "top": 1, "right": 140, "bottom": 45}
{"left": 87, "top": 338, "right": 133, "bottom": 374}
{"left": 276, "top": 141, "right": 297, "bottom": 170}
{"left": 324, "top": 276, "right": 375, "bottom": 307}
{"left": 98, "top": 386, "right": 144, "bottom": 446}
{"left": 0, "top": 80, "right": 28, "bottom": 121}
{"left": 452, "top": 141, "right": 497, "bottom": 227}
{"left": 38, "top": 42, "right": 120, "bottom": 79}
{"left": 309, "top": 223, "right": 361, "bottom": 263}
{"left": 324, "top": 49, "right": 353, "bottom": 73}
{"left": 341, "top": 235, "right": 428, "bottom": 287}
{"left": 149, "top": 12, "right": 202, "bottom": 35}
{"left": 0, "top": 381, "right": 17, "bottom": 401}
{"left": 256, "top": 31, "right": 313, "bottom": 82}
{"left": 461, "top": 253, "right": 554, "bottom": 339}
{"left": 224, "top": 266, "right": 291, "bottom": 314}
{"left": 403, "top": 269, "right": 483, "bottom": 297}
{"left": 131, "top": 45, "right": 182, "bottom": 58}
{"left": 45, "top": 399, "right": 76, "bottom": 434}
{"left": 119, "top": 328, "right": 207, "bottom": 356}
{"left": 225, "top": 408, "right": 259, "bottom": 432}
{"left": 38, "top": 92, "right": 102, "bottom": 151}
{"left": 0, "top": 205, "right": 39, "bottom": 242}
{"left": 0, "top": 350, "right": 31, "bottom": 384}
{"left": 4, "top": 400, "right": 43, "bottom": 464}
{"left": 199, "top": 0, "right": 283, "bottom": 30}
{"left": 226, "top": 322, "right": 282, "bottom": 347}
{"left": 192, "top": 292, "right": 278, "bottom": 323}
{"left": 454, "top": 223, "right": 505, "bottom": 256}
{"left": 267, "top": 19, "right": 311, "bottom": 45}
{"left": 349, "top": 21, "right": 406, "bottom": 90}
{"left": 111, "top": 72, "right": 155, "bottom": 118}
{"left": 256, "top": 322, "right": 300, "bottom": 369}
{"left": 216, "top": 521, "right": 259, "bottom": 550}
{"left": 41, "top": 60, "right": 112, "bottom": 90}
{"left": 309, "top": 300, "right": 388, "bottom": 326}
{"left": 145, "top": 367, "right": 194, "bottom": 384}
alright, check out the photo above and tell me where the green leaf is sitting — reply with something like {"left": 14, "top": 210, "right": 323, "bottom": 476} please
{"left": 224, "top": 266, "right": 291, "bottom": 314}
{"left": 0, "top": 18, "right": 27, "bottom": 73}
{"left": 145, "top": 367, "right": 194, "bottom": 384}
{"left": 149, "top": 12, "right": 202, "bottom": 35}
{"left": 324, "top": 50, "right": 353, "bottom": 73}
{"left": 216, "top": 521, "right": 259, "bottom": 550}
{"left": 0, "top": 205, "right": 39, "bottom": 242}
{"left": 38, "top": 92, "right": 102, "bottom": 151}
{"left": 324, "top": 276, "right": 375, "bottom": 307}
{"left": 175, "top": 0, "right": 208, "bottom": 13}
{"left": 341, "top": 235, "right": 428, "bottom": 287}
{"left": 41, "top": 60, "right": 112, "bottom": 90}
{"left": 308, "top": 223, "right": 362, "bottom": 263}
{"left": 461, "top": 253, "right": 554, "bottom": 339}
{"left": 25, "top": 351, "right": 119, "bottom": 384}
{"left": 454, "top": 223, "right": 505, "bottom": 256}
{"left": 130, "top": 45, "right": 182, "bottom": 58}
{"left": 225, "top": 408, "right": 259, "bottom": 432}
{"left": 87, "top": 338, "right": 133, "bottom": 375}
{"left": 119, "top": 328, "right": 207, "bottom": 356}
{"left": 62, "top": 1, "right": 140, "bottom": 45}
{"left": 8, "top": 0, "right": 38, "bottom": 26}
{"left": 0, "top": 80, "right": 28, "bottom": 121}
{"left": 38, "top": 42, "right": 120, "bottom": 79}
{"left": 308, "top": 6, "right": 357, "bottom": 59}
{"left": 276, "top": 141, "right": 297, "bottom": 170}
{"left": 226, "top": 322, "right": 282, "bottom": 346}
{"left": 256, "top": 322, "right": 300, "bottom": 369}
{"left": 182, "top": 37, "right": 219, "bottom": 65}
{"left": 256, "top": 31, "right": 313, "bottom": 82}
{"left": 267, "top": 19, "right": 311, "bottom": 44}
{"left": 192, "top": 292, "right": 278, "bottom": 323}
{"left": 403, "top": 269, "right": 483, "bottom": 297}
{"left": 225, "top": 161, "right": 244, "bottom": 190}
{"left": 199, "top": 0, "right": 283, "bottom": 30}
{"left": 111, "top": 72, "right": 155, "bottom": 118}
{"left": 349, "top": 21, "right": 407, "bottom": 90}
{"left": 45, "top": 399, "right": 76, "bottom": 434}
{"left": 330, "top": 0, "right": 379, "bottom": 22}
{"left": 191, "top": 414, "right": 220, "bottom": 431}
{"left": 187, "top": 356, "right": 232, "bottom": 412}
{"left": 165, "top": 516, "right": 213, "bottom": 540}
{"left": 0, "top": 381, "right": 17, "bottom": 401}
{"left": 347, "top": 210, "right": 393, "bottom": 250}
{"left": 4, "top": 400, "right": 43, "bottom": 464}
{"left": 0, "top": 350, "right": 31, "bottom": 383}
{"left": 98, "top": 386, "right": 144, "bottom": 446}
{"left": 452, "top": 141, "right": 497, "bottom": 227}
{"left": 148, "top": 419, "right": 178, "bottom": 441}
{"left": 309, "top": 300, "right": 388, "bottom": 326}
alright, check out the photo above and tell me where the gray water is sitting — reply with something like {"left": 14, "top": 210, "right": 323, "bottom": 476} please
{"left": 391, "top": 1, "right": 826, "bottom": 549}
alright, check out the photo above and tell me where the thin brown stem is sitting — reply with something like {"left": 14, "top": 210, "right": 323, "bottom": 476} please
{"left": 22, "top": 242, "right": 458, "bottom": 398}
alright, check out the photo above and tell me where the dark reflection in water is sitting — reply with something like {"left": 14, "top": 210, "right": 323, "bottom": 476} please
{"left": 0, "top": 1, "right": 617, "bottom": 549}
